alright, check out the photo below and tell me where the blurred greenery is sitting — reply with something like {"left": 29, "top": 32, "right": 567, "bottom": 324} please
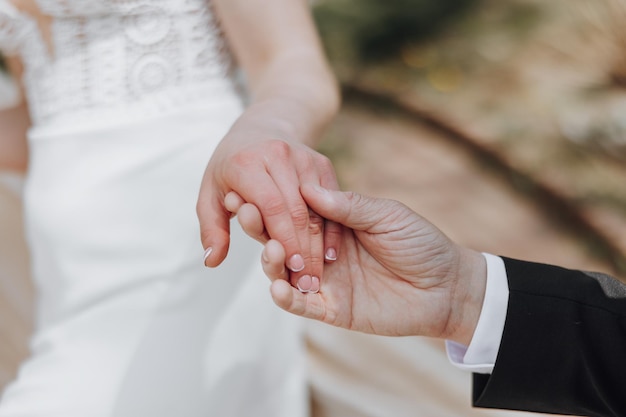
{"left": 313, "top": 0, "right": 479, "bottom": 64}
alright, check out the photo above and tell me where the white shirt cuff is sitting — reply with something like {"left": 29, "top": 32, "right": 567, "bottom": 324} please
{"left": 446, "top": 253, "right": 509, "bottom": 374}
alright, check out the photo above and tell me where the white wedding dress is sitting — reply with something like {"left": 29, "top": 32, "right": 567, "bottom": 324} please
{"left": 0, "top": 1, "right": 307, "bottom": 416}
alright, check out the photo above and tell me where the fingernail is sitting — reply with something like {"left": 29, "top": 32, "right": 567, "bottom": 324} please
{"left": 297, "top": 275, "right": 312, "bottom": 293}
{"left": 203, "top": 247, "right": 212, "bottom": 266}
{"left": 325, "top": 248, "right": 337, "bottom": 261}
{"left": 288, "top": 254, "right": 305, "bottom": 272}
{"left": 309, "top": 276, "right": 320, "bottom": 294}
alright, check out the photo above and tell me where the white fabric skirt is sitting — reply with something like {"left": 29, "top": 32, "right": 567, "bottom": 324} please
{"left": 0, "top": 96, "right": 307, "bottom": 417}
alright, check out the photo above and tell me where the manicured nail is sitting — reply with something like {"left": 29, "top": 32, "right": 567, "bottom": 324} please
{"left": 325, "top": 248, "right": 337, "bottom": 261}
{"left": 309, "top": 276, "right": 320, "bottom": 294}
{"left": 288, "top": 254, "right": 305, "bottom": 272}
{"left": 203, "top": 247, "right": 212, "bottom": 266}
{"left": 297, "top": 275, "right": 312, "bottom": 293}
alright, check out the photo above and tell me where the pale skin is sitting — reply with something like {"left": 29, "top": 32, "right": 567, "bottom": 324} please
{"left": 1, "top": 0, "right": 341, "bottom": 285}
{"left": 0, "top": 56, "right": 29, "bottom": 173}
{"left": 227, "top": 184, "right": 488, "bottom": 346}
{"left": 197, "top": 0, "right": 342, "bottom": 286}
{"left": 0, "top": 1, "right": 47, "bottom": 172}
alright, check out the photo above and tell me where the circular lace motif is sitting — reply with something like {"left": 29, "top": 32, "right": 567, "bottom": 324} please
{"left": 0, "top": 2, "right": 34, "bottom": 54}
{"left": 124, "top": 5, "right": 171, "bottom": 46}
{"left": 129, "top": 54, "right": 174, "bottom": 96}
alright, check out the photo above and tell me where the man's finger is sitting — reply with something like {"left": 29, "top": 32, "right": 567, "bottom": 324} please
{"left": 270, "top": 279, "right": 326, "bottom": 320}
{"left": 301, "top": 184, "right": 393, "bottom": 232}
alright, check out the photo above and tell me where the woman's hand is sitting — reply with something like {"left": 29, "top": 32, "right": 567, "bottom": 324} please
{"left": 196, "top": 0, "right": 341, "bottom": 286}
{"left": 232, "top": 184, "right": 487, "bottom": 346}
{"left": 197, "top": 124, "right": 341, "bottom": 288}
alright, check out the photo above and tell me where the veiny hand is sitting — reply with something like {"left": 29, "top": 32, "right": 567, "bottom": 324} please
{"left": 197, "top": 128, "right": 342, "bottom": 288}
{"left": 233, "top": 184, "right": 487, "bottom": 345}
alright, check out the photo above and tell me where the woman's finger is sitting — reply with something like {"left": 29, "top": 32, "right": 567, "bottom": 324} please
{"left": 238, "top": 203, "right": 270, "bottom": 244}
{"left": 262, "top": 145, "right": 318, "bottom": 287}
{"left": 197, "top": 182, "right": 231, "bottom": 268}
{"left": 228, "top": 164, "right": 305, "bottom": 274}
{"left": 224, "top": 191, "right": 246, "bottom": 215}
{"left": 261, "top": 239, "right": 288, "bottom": 282}
{"left": 270, "top": 279, "right": 326, "bottom": 320}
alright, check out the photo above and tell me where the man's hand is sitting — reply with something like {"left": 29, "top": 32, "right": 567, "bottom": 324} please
{"left": 231, "top": 184, "right": 487, "bottom": 346}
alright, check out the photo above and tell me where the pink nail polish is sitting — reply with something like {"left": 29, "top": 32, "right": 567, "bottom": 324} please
{"left": 297, "top": 275, "right": 312, "bottom": 293}
{"left": 289, "top": 254, "right": 305, "bottom": 272}
{"left": 325, "top": 248, "right": 337, "bottom": 261}
{"left": 309, "top": 276, "right": 320, "bottom": 294}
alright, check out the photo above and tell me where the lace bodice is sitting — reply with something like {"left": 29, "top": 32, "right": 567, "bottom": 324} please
{"left": 0, "top": 0, "right": 235, "bottom": 131}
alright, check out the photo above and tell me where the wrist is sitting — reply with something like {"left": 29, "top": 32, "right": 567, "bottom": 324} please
{"left": 246, "top": 86, "right": 338, "bottom": 147}
{"left": 227, "top": 101, "right": 308, "bottom": 146}
{"left": 446, "top": 246, "right": 487, "bottom": 346}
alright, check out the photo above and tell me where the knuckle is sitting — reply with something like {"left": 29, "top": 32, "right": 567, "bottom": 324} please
{"left": 260, "top": 195, "right": 285, "bottom": 218}
{"left": 267, "top": 139, "right": 291, "bottom": 160}
{"left": 290, "top": 205, "right": 311, "bottom": 229}
{"left": 196, "top": 191, "right": 211, "bottom": 216}
{"left": 290, "top": 298, "right": 306, "bottom": 316}
{"left": 199, "top": 232, "right": 211, "bottom": 248}
{"left": 308, "top": 212, "right": 324, "bottom": 236}
{"left": 343, "top": 191, "right": 364, "bottom": 222}
{"left": 297, "top": 151, "right": 315, "bottom": 169}
{"left": 344, "top": 191, "right": 360, "bottom": 203}
{"left": 325, "top": 222, "right": 342, "bottom": 238}
{"left": 231, "top": 151, "right": 257, "bottom": 170}
{"left": 316, "top": 154, "right": 334, "bottom": 172}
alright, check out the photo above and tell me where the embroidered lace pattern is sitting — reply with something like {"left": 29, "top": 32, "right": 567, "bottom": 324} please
{"left": 0, "top": 0, "right": 234, "bottom": 128}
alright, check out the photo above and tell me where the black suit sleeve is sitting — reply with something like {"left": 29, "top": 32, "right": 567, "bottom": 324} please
{"left": 472, "top": 257, "right": 626, "bottom": 417}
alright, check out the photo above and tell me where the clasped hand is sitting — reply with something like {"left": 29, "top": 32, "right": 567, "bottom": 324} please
{"left": 197, "top": 129, "right": 342, "bottom": 292}
{"left": 226, "top": 184, "right": 487, "bottom": 346}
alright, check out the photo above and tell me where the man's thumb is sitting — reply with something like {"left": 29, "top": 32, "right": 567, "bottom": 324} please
{"left": 301, "top": 184, "right": 389, "bottom": 231}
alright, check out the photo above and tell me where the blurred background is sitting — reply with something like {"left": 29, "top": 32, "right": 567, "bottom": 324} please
{"left": 1, "top": 0, "right": 626, "bottom": 415}
{"left": 312, "top": 0, "right": 626, "bottom": 277}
